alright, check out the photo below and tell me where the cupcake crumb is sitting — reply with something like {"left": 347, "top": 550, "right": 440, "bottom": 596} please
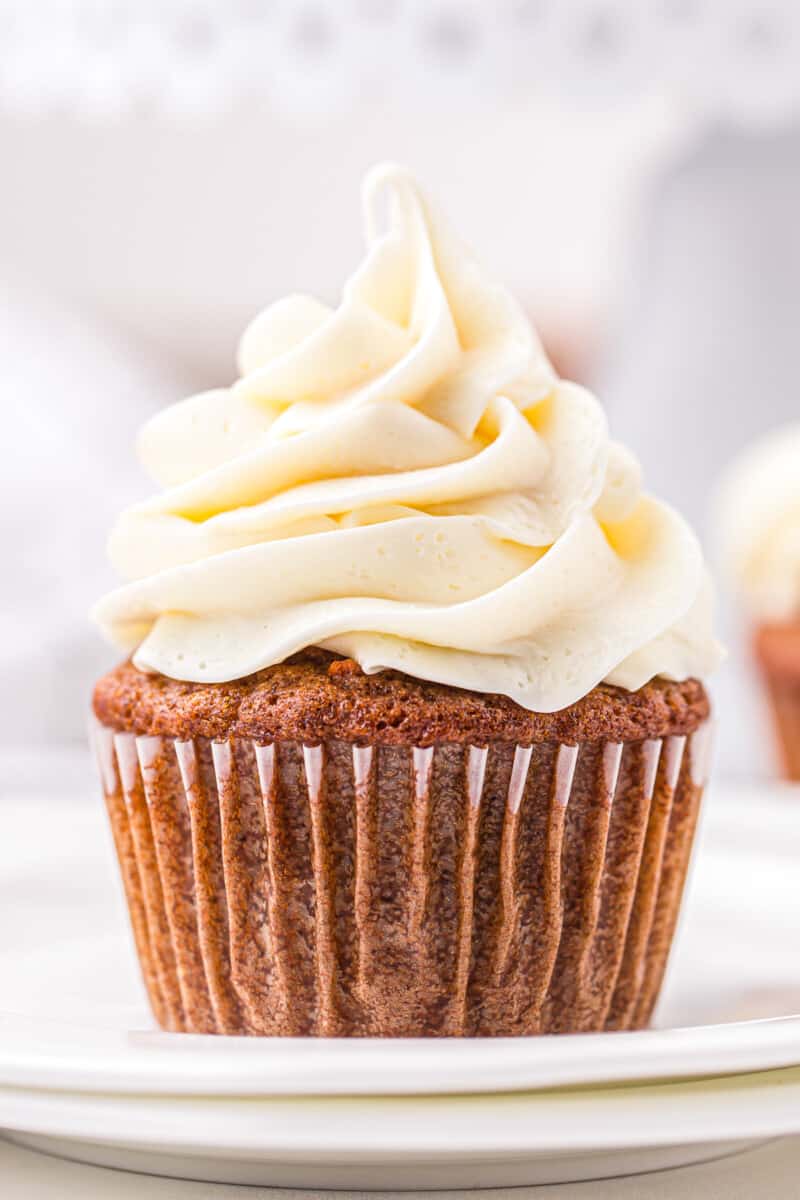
{"left": 328, "top": 658, "right": 363, "bottom": 678}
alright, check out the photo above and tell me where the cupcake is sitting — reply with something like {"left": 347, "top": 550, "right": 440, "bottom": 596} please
{"left": 717, "top": 426, "right": 800, "bottom": 780}
{"left": 91, "top": 165, "right": 721, "bottom": 1036}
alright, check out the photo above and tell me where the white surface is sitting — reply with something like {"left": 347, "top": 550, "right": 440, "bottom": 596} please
{"left": 0, "top": 1088, "right": 782, "bottom": 1189}
{"left": 1, "top": 1072, "right": 799, "bottom": 1187}
{"left": 4, "top": 1133, "right": 800, "bottom": 1200}
{"left": 1, "top": 751, "right": 800, "bottom": 1186}
{"left": 4, "top": 1010, "right": 800, "bottom": 1098}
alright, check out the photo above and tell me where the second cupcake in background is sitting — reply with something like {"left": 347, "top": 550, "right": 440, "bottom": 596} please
{"left": 92, "top": 165, "right": 722, "bottom": 1037}
{"left": 717, "top": 426, "right": 800, "bottom": 781}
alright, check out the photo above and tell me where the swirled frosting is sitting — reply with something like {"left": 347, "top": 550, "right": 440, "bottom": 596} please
{"left": 716, "top": 424, "right": 800, "bottom": 620}
{"left": 94, "top": 165, "right": 721, "bottom": 710}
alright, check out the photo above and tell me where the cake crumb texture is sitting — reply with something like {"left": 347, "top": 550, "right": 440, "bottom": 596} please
{"left": 93, "top": 651, "right": 710, "bottom": 746}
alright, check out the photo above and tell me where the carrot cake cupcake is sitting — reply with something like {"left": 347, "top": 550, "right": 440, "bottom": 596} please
{"left": 91, "top": 165, "right": 721, "bottom": 1036}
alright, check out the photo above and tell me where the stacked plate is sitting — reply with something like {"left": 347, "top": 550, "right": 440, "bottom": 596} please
{"left": 1, "top": 750, "right": 799, "bottom": 1188}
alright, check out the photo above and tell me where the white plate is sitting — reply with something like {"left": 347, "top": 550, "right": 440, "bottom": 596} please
{"left": 2, "top": 1070, "right": 799, "bottom": 1188}
{"left": 3, "top": 1006, "right": 800, "bottom": 1097}
{"left": 1, "top": 752, "right": 800, "bottom": 1186}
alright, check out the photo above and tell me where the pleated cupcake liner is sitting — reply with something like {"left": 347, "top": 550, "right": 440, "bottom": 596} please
{"left": 90, "top": 717, "right": 713, "bottom": 1037}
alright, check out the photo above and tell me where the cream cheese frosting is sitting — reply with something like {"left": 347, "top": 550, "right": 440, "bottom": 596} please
{"left": 94, "top": 164, "right": 721, "bottom": 711}
{"left": 716, "top": 424, "right": 800, "bottom": 621}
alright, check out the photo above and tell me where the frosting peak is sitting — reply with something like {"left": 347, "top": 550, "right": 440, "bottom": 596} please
{"left": 94, "top": 164, "right": 721, "bottom": 709}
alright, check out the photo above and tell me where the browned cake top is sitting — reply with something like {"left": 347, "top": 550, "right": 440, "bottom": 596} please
{"left": 93, "top": 651, "right": 710, "bottom": 746}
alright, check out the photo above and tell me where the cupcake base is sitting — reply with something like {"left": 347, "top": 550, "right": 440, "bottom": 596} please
{"left": 91, "top": 661, "right": 712, "bottom": 1036}
{"left": 754, "top": 622, "right": 800, "bottom": 781}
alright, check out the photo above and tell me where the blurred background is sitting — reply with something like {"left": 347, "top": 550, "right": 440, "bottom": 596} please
{"left": 3, "top": 0, "right": 800, "bottom": 775}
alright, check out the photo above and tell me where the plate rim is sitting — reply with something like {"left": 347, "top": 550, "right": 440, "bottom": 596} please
{"left": 1, "top": 1009, "right": 800, "bottom": 1097}
{"left": 3, "top": 1066, "right": 800, "bottom": 1157}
